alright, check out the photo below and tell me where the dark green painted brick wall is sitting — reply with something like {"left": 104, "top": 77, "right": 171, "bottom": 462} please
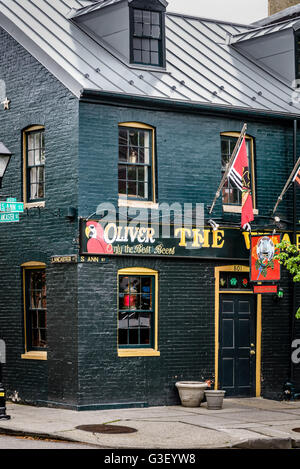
{"left": 0, "top": 27, "right": 79, "bottom": 404}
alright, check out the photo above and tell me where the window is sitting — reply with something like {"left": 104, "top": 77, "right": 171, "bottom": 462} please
{"left": 118, "top": 123, "right": 156, "bottom": 202}
{"left": 22, "top": 264, "right": 47, "bottom": 358}
{"left": 220, "top": 133, "right": 256, "bottom": 212}
{"left": 130, "top": 8, "right": 164, "bottom": 67}
{"left": 118, "top": 267, "right": 159, "bottom": 357}
{"left": 23, "top": 126, "right": 45, "bottom": 205}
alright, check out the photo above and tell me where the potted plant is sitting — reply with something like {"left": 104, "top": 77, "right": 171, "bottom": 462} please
{"left": 175, "top": 381, "right": 208, "bottom": 407}
{"left": 204, "top": 380, "right": 226, "bottom": 410}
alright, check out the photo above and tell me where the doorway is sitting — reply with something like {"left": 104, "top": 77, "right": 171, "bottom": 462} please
{"left": 214, "top": 265, "right": 261, "bottom": 397}
{"left": 219, "top": 294, "right": 256, "bottom": 396}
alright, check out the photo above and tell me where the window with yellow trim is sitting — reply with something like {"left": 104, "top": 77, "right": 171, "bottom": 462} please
{"left": 118, "top": 268, "right": 159, "bottom": 352}
{"left": 23, "top": 126, "right": 45, "bottom": 204}
{"left": 118, "top": 123, "right": 156, "bottom": 202}
{"left": 221, "top": 133, "right": 256, "bottom": 209}
{"left": 23, "top": 266, "right": 47, "bottom": 351}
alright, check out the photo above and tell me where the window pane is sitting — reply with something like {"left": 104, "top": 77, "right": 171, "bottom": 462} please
{"left": 151, "top": 25, "right": 161, "bottom": 39}
{"left": 27, "top": 150, "right": 35, "bottom": 166}
{"left": 129, "top": 329, "right": 139, "bottom": 344}
{"left": 143, "top": 10, "right": 151, "bottom": 23}
{"left": 129, "top": 130, "right": 139, "bottom": 146}
{"left": 118, "top": 179, "right": 126, "bottom": 194}
{"left": 133, "top": 38, "right": 142, "bottom": 49}
{"left": 134, "top": 22, "right": 143, "bottom": 36}
{"left": 151, "top": 12, "right": 160, "bottom": 25}
{"left": 151, "top": 52, "right": 159, "bottom": 65}
{"left": 129, "top": 312, "right": 139, "bottom": 327}
{"left": 142, "top": 50, "right": 150, "bottom": 63}
{"left": 133, "top": 49, "right": 142, "bottom": 62}
{"left": 119, "top": 146, "right": 128, "bottom": 161}
{"left": 119, "top": 129, "right": 127, "bottom": 146}
{"left": 150, "top": 39, "right": 159, "bottom": 52}
{"left": 118, "top": 166, "right": 126, "bottom": 180}
{"left": 118, "top": 328, "right": 128, "bottom": 345}
{"left": 142, "top": 38, "right": 150, "bottom": 51}
{"left": 140, "top": 327, "right": 150, "bottom": 345}
{"left": 141, "top": 277, "right": 152, "bottom": 309}
{"left": 128, "top": 166, "right": 136, "bottom": 181}
{"left": 134, "top": 9, "right": 142, "bottom": 21}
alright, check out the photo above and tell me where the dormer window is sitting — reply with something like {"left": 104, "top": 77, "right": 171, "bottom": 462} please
{"left": 130, "top": 5, "right": 165, "bottom": 67}
{"left": 71, "top": 0, "right": 167, "bottom": 69}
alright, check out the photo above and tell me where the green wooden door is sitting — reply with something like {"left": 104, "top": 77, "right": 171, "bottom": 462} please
{"left": 219, "top": 295, "right": 256, "bottom": 397}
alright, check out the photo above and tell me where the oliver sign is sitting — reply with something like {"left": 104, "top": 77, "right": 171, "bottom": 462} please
{"left": 80, "top": 219, "right": 295, "bottom": 261}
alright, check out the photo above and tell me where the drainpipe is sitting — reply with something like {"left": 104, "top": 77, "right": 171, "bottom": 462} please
{"left": 291, "top": 119, "right": 297, "bottom": 382}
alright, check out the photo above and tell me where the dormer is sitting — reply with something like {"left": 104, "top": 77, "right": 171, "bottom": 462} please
{"left": 227, "top": 19, "right": 300, "bottom": 84}
{"left": 71, "top": 0, "right": 168, "bottom": 69}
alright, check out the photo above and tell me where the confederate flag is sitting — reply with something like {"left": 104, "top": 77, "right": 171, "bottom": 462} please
{"left": 228, "top": 137, "right": 254, "bottom": 228}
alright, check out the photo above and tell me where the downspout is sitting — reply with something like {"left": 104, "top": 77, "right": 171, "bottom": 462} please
{"left": 291, "top": 119, "right": 297, "bottom": 382}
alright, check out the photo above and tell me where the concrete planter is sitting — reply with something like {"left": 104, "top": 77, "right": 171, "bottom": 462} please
{"left": 204, "top": 390, "right": 226, "bottom": 410}
{"left": 175, "top": 381, "right": 208, "bottom": 407}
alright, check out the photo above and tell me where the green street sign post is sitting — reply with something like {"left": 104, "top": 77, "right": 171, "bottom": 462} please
{"left": 0, "top": 197, "right": 23, "bottom": 213}
{"left": 0, "top": 212, "right": 19, "bottom": 222}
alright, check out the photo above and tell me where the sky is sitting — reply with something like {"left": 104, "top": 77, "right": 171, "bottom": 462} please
{"left": 167, "top": 0, "right": 269, "bottom": 24}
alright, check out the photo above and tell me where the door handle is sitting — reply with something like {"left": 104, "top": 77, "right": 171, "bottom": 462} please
{"left": 250, "top": 350, "right": 256, "bottom": 355}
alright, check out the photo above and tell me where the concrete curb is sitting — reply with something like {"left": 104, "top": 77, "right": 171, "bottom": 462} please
{"left": 232, "top": 437, "right": 293, "bottom": 449}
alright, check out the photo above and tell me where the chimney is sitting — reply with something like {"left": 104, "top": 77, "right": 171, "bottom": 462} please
{"left": 269, "top": 0, "right": 300, "bottom": 16}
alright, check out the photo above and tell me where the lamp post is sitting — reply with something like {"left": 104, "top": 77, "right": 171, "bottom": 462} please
{"left": 0, "top": 142, "right": 12, "bottom": 189}
{"left": 0, "top": 341, "right": 10, "bottom": 419}
{"left": 0, "top": 144, "right": 12, "bottom": 419}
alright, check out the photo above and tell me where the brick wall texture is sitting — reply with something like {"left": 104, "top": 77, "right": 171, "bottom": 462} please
{"left": 269, "top": 0, "right": 300, "bottom": 15}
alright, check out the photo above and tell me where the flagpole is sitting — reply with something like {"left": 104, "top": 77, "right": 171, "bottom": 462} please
{"left": 209, "top": 123, "right": 247, "bottom": 215}
{"left": 272, "top": 155, "right": 300, "bottom": 215}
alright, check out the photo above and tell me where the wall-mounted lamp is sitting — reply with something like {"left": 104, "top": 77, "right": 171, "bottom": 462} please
{"left": 0, "top": 143, "right": 12, "bottom": 189}
{"left": 65, "top": 206, "right": 77, "bottom": 221}
{"left": 208, "top": 219, "right": 219, "bottom": 231}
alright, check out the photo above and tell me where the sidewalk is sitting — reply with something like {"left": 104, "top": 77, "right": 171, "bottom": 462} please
{"left": 1, "top": 398, "right": 300, "bottom": 449}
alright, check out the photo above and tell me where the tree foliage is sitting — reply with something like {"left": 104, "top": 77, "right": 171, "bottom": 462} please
{"left": 274, "top": 240, "right": 300, "bottom": 319}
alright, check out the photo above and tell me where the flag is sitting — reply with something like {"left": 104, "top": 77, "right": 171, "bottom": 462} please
{"left": 292, "top": 162, "right": 300, "bottom": 185}
{"left": 228, "top": 137, "right": 254, "bottom": 228}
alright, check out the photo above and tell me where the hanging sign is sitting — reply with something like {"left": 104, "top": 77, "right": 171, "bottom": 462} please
{"left": 253, "top": 285, "right": 278, "bottom": 294}
{"left": 250, "top": 234, "right": 281, "bottom": 283}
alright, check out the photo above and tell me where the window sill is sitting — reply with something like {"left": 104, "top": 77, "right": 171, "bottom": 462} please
{"left": 118, "top": 198, "right": 158, "bottom": 209}
{"left": 21, "top": 351, "right": 47, "bottom": 360}
{"left": 24, "top": 201, "right": 45, "bottom": 209}
{"left": 118, "top": 349, "right": 160, "bottom": 357}
{"left": 223, "top": 205, "right": 259, "bottom": 215}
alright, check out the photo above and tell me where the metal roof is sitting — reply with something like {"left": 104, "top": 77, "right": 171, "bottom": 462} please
{"left": 253, "top": 4, "right": 300, "bottom": 27}
{"left": 71, "top": 0, "right": 168, "bottom": 19}
{"left": 228, "top": 17, "right": 300, "bottom": 44}
{"left": 0, "top": 0, "right": 299, "bottom": 116}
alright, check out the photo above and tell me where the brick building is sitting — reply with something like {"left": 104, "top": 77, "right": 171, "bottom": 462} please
{"left": 0, "top": 0, "right": 300, "bottom": 410}
{"left": 269, "top": 0, "right": 299, "bottom": 16}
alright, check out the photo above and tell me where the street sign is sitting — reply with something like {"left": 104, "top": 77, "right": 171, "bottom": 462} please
{"left": 0, "top": 212, "right": 19, "bottom": 222}
{"left": 0, "top": 200, "right": 23, "bottom": 213}
{"left": 253, "top": 285, "right": 278, "bottom": 294}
